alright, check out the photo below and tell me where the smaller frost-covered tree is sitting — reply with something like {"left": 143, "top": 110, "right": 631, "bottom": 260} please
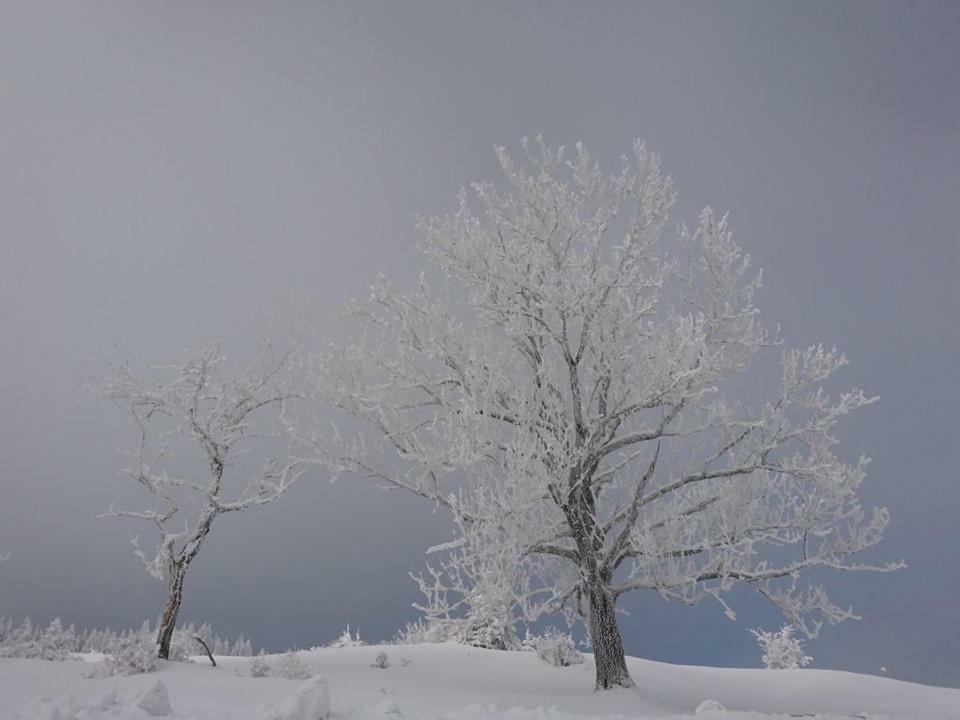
{"left": 86, "top": 329, "right": 310, "bottom": 659}
{"left": 751, "top": 625, "right": 812, "bottom": 669}
{"left": 232, "top": 634, "right": 254, "bottom": 656}
{"left": 411, "top": 508, "right": 556, "bottom": 649}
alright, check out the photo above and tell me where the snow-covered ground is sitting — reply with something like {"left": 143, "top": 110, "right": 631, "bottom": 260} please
{"left": 1, "top": 643, "right": 957, "bottom": 720}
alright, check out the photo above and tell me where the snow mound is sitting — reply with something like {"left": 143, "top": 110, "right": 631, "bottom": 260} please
{"left": 9, "top": 678, "right": 172, "bottom": 720}
{"left": 3, "top": 643, "right": 960, "bottom": 720}
{"left": 257, "top": 674, "right": 330, "bottom": 720}
{"left": 431, "top": 706, "right": 635, "bottom": 720}
{"left": 132, "top": 679, "right": 172, "bottom": 717}
{"left": 694, "top": 700, "right": 725, "bottom": 715}
{"left": 375, "top": 699, "right": 404, "bottom": 718}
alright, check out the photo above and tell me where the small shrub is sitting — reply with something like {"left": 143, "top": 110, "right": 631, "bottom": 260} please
{"left": 275, "top": 651, "right": 321, "bottom": 680}
{"left": 83, "top": 637, "right": 159, "bottom": 678}
{"left": 465, "top": 617, "right": 514, "bottom": 650}
{"left": 236, "top": 650, "right": 322, "bottom": 679}
{"left": 327, "top": 625, "right": 365, "bottom": 648}
{"left": 252, "top": 653, "right": 273, "bottom": 677}
{"left": 241, "top": 652, "right": 273, "bottom": 678}
{"left": 530, "top": 628, "right": 583, "bottom": 667}
{"left": 372, "top": 651, "right": 390, "bottom": 669}
{"left": 750, "top": 625, "right": 812, "bottom": 670}
{"left": 392, "top": 619, "right": 431, "bottom": 645}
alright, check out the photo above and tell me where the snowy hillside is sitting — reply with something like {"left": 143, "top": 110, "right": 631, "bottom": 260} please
{"left": 1, "top": 643, "right": 957, "bottom": 720}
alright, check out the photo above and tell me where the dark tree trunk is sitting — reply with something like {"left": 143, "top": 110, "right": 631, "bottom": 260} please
{"left": 154, "top": 508, "right": 217, "bottom": 660}
{"left": 587, "top": 583, "right": 633, "bottom": 690}
{"left": 156, "top": 566, "right": 186, "bottom": 660}
{"left": 193, "top": 636, "right": 217, "bottom": 666}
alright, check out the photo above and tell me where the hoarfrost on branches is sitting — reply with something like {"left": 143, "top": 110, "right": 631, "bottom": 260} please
{"left": 0, "top": 616, "right": 255, "bottom": 670}
{"left": 527, "top": 628, "right": 585, "bottom": 667}
{"left": 305, "top": 137, "right": 901, "bottom": 690}
{"left": 751, "top": 625, "right": 813, "bottom": 669}
{"left": 85, "top": 327, "right": 311, "bottom": 660}
{"left": 327, "top": 625, "right": 365, "bottom": 648}
{"left": 275, "top": 651, "right": 325, "bottom": 680}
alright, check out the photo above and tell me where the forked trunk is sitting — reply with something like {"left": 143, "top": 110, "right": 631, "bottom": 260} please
{"left": 587, "top": 583, "right": 633, "bottom": 690}
{"left": 156, "top": 565, "right": 186, "bottom": 660}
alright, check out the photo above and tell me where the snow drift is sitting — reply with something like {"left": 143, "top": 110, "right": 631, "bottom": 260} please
{"left": 1, "top": 643, "right": 957, "bottom": 720}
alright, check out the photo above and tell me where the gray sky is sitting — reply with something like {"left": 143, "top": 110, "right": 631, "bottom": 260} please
{"left": 1, "top": 0, "right": 958, "bottom": 687}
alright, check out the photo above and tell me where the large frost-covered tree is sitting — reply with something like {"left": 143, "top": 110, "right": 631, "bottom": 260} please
{"left": 88, "top": 331, "right": 308, "bottom": 659}
{"left": 308, "top": 138, "right": 899, "bottom": 689}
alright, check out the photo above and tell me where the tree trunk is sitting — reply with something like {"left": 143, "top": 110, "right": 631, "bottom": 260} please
{"left": 193, "top": 636, "right": 217, "bottom": 666}
{"left": 156, "top": 565, "right": 186, "bottom": 660}
{"left": 587, "top": 583, "right": 633, "bottom": 690}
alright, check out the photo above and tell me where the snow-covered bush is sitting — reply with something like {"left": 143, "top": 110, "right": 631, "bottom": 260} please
{"left": 392, "top": 611, "right": 519, "bottom": 650}
{"left": 38, "top": 618, "right": 74, "bottom": 660}
{"left": 527, "top": 628, "right": 584, "bottom": 667}
{"left": 0, "top": 618, "right": 72, "bottom": 660}
{"left": 327, "top": 625, "right": 365, "bottom": 648}
{"left": 275, "top": 651, "right": 322, "bottom": 680}
{"left": 392, "top": 616, "right": 469, "bottom": 646}
{"left": 751, "top": 625, "right": 812, "bottom": 669}
{"left": 235, "top": 651, "right": 322, "bottom": 679}
{"left": 0, "top": 616, "right": 255, "bottom": 664}
{"left": 372, "top": 651, "right": 390, "bottom": 669}
{"left": 464, "top": 615, "right": 516, "bottom": 651}
{"left": 232, "top": 634, "right": 254, "bottom": 656}
{"left": 83, "top": 636, "right": 160, "bottom": 677}
{"left": 392, "top": 619, "right": 431, "bottom": 645}
{"left": 246, "top": 652, "right": 272, "bottom": 677}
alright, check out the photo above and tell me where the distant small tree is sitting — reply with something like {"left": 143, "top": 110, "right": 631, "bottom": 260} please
{"left": 306, "top": 137, "right": 901, "bottom": 690}
{"left": 751, "top": 625, "right": 812, "bottom": 669}
{"left": 232, "top": 634, "right": 253, "bottom": 656}
{"left": 87, "top": 329, "right": 309, "bottom": 659}
{"left": 411, "top": 513, "right": 548, "bottom": 650}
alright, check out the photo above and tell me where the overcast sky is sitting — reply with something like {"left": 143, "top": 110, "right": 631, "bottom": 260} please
{"left": 1, "top": 0, "right": 958, "bottom": 687}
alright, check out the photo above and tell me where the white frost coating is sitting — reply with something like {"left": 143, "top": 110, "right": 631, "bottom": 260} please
{"left": 133, "top": 678, "right": 172, "bottom": 717}
{"left": 85, "top": 324, "right": 311, "bottom": 658}
{"left": 258, "top": 674, "right": 330, "bottom": 720}
{"left": 750, "top": 626, "right": 812, "bottom": 669}
{"left": 303, "top": 137, "right": 901, "bottom": 690}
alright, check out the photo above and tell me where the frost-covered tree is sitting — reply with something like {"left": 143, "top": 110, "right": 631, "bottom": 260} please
{"left": 307, "top": 138, "right": 900, "bottom": 690}
{"left": 87, "top": 331, "right": 309, "bottom": 659}
{"left": 411, "top": 505, "right": 555, "bottom": 649}
{"left": 232, "top": 634, "right": 254, "bottom": 657}
{"left": 751, "top": 625, "right": 812, "bottom": 669}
